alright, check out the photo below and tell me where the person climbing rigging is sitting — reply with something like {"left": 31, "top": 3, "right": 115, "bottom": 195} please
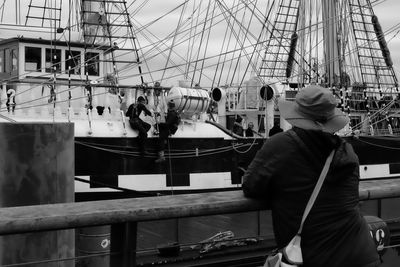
{"left": 155, "top": 100, "right": 181, "bottom": 163}
{"left": 126, "top": 96, "right": 152, "bottom": 156}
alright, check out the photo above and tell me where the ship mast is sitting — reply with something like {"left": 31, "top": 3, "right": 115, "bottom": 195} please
{"left": 322, "top": 0, "right": 340, "bottom": 88}
{"left": 81, "top": 0, "right": 145, "bottom": 88}
{"left": 258, "top": 0, "right": 398, "bottom": 91}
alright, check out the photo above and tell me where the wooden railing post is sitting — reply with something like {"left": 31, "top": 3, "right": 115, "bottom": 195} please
{"left": 110, "top": 222, "right": 137, "bottom": 267}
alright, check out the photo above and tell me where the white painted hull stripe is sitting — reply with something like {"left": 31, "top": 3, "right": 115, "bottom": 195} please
{"left": 360, "top": 164, "right": 400, "bottom": 180}
{"left": 76, "top": 165, "right": 399, "bottom": 193}
{"left": 75, "top": 172, "right": 238, "bottom": 193}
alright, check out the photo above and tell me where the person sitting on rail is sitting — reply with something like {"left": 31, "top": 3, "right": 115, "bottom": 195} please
{"left": 155, "top": 100, "right": 181, "bottom": 163}
{"left": 126, "top": 96, "right": 152, "bottom": 156}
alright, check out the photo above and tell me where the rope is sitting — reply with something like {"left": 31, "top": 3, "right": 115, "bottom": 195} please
{"left": 232, "top": 138, "right": 260, "bottom": 154}
{"left": 356, "top": 138, "right": 400, "bottom": 150}
{"left": 167, "top": 138, "right": 174, "bottom": 195}
{"left": 0, "top": 113, "right": 17, "bottom": 122}
{"left": 75, "top": 140, "right": 257, "bottom": 159}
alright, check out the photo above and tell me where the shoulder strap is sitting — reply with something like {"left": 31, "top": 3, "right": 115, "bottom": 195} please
{"left": 298, "top": 149, "right": 335, "bottom": 234}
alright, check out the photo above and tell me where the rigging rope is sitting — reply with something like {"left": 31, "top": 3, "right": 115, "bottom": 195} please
{"left": 75, "top": 139, "right": 259, "bottom": 159}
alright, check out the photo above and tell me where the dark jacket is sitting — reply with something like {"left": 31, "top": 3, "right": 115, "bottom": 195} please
{"left": 245, "top": 128, "right": 254, "bottom": 137}
{"left": 165, "top": 109, "right": 180, "bottom": 134}
{"left": 158, "top": 109, "right": 180, "bottom": 139}
{"left": 242, "top": 127, "right": 379, "bottom": 267}
{"left": 126, "top": 103, "right": 152, "bottom": 121}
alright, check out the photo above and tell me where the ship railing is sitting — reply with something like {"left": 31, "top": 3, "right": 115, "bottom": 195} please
{"left": 1, "top": 181, "right": 400, "bottom": 266}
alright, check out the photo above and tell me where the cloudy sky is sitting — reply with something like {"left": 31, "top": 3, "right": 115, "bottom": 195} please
{"left": 1, "top": 0, "right": 400, "bottom": 88}
{"left": 132, "top": 0, "right": 400, "bottom": 87}
{"left": 373, "top": 0, "right": 400, "bottom": 67}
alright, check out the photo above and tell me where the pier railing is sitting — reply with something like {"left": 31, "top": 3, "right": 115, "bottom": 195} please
{"left": 0, "top": 179, "right": 400, "bottom": 266}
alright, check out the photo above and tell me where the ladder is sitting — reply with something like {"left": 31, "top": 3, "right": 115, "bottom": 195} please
{"left": 81, "top": 0, "right": 145, "bottom": 86}
{"left": 258, "top": 0, "right": 301, "bottom": 81}
{"left": 25, "top": 0, "right": 62, "bottom": 28}
{"left": 348, "top": 0, "right": 398, "bottom": 92}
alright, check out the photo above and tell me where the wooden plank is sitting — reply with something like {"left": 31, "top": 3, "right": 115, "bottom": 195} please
{"left": 0, "top": 179, "right": 400, "bottom": 235}
{"left": 0, "top": 191, "right": 264, "bottom": 235}
{"left": 359, "top": 179, "right": 400, "bottom": 199}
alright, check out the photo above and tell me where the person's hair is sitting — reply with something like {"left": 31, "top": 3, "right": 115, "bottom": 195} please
{"left": 137, "top": 96, "right": 146, "bottom": 103}
{"left": 168, "top": 100, "right": 176, "bottom": 109}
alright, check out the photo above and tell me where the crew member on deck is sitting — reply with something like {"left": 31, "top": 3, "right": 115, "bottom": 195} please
{"left": 245, "top": 122, "right": 254, "bottom": 137}
{"left": 155, "top": 100, "right": 180, "bottom": 163}
{"left": 126, "top": 96, "right": 152, "bottom": 156}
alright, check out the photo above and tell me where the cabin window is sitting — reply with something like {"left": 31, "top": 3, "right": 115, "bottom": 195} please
{"left": 45, "top": 48, "right": 61, "bottom": 73}
{"left": 11, "top": 49, "right": 17, "bottom": 71}
{"left": 85, "top": 52, "right": 99, "bottom": 76}
{"left": 0, "top": 50, "right": 4, "bottom": 72}
{"left": 226, "top": 115, "right": 236, "bottom": 132}
{"left": 65, "top": 50, "right": 81, "bottom": 75}
{"left": 350, "top": 116, "right": 361, "bottom": 130}
{"left": 4, "top": 48, "right": 10, "bottom": 72}
{"left": 25, "top": 47, "right": 42, "bottom": 71}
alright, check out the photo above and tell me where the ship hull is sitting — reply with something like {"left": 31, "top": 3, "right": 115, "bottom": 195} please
{"left": 74, "top": 135, "right": 263, "bottom": 200}
{"left": 74, "top": 133, "right": 400, "bottom": 201}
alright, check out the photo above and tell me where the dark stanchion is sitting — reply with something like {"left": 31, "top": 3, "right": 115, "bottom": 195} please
{"left": 110, "top": 222, "right": 137, "bottom": 267}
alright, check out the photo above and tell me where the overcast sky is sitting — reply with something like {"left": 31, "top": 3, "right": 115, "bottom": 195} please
{"left": 1, "top": 0, "right": 399, "bottom": 87}
{"left": 373, "top": 0, "right": 400, "bottom": 67}
{"left": 131, "top": 0, "right": 400, "bottom": 87}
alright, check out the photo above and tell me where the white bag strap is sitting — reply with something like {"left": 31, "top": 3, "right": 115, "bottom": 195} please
{"left": 298, "top": 149, "right": 335, "bottom": 234}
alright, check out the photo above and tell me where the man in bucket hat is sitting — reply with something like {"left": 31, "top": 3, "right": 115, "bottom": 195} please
{"left": 278, "top": 84, "right": 349, "bottom": 133}
{"left": 242, "top": 85, "right": 379, "bottom": 267}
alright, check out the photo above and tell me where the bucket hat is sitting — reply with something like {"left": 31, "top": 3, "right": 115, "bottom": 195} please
{"left": 278, "top": 85, "right": 349, "bottom": 133}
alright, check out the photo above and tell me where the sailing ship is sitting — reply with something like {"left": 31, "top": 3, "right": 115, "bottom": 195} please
{"left": 0, "top": 0, "right": 400, "bottom": 200}
{"left": 1, "top": 1, "right": 400, "bottom": 265}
